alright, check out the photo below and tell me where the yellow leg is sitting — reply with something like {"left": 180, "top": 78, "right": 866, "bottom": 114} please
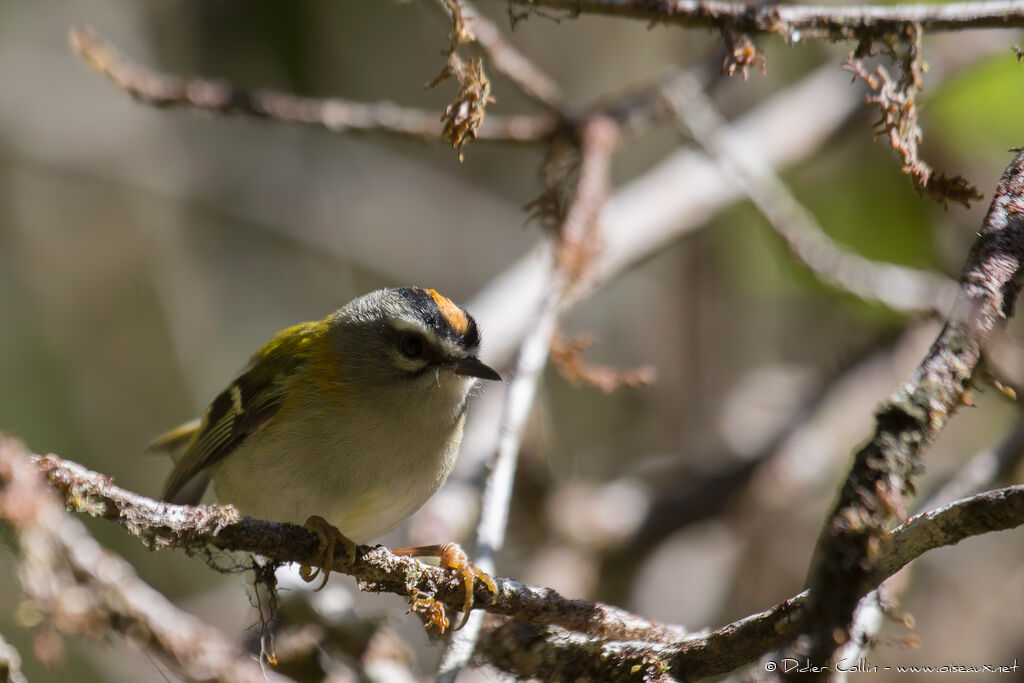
{"left": 299, "top": 515, "right": 357, "bottom": 591}
{"left": 393, "top": 543, "right": 497, "bottom": 632}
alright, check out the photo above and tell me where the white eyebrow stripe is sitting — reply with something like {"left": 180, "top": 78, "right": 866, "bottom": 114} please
{"left": 391, "top": 319, "right": 432, "bottom": 336}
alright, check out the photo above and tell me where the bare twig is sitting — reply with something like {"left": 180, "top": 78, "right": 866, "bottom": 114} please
{"left": 437, "top": 0, "right": 563, "bottom": 109}
{"left": 426, "top": 0, "right": 498, "bottom": 160}
{"left": 783, "top": 148, "right": 1024, "bottom": 677}
{"left": 435, "top": 276, "right": 564, "bottom": 681}
{"left": 469, "top": 65, "right": 863, "bottom": 367}
{"left": 843, "top": 27, "right": 981, "bottom": 207}
{"left": 663, "top": 70, "right": 957, "bottom": 314}
{"left": 503, "top": 1, "right": 1003, "bottom": 207}
{"left": 883, "top": 484, "right": 1024, "bottom": 579}
{"left": 551, "top": 332, "right": 657, "bottom": 392}
{"left": 437, "top": 116, "right": 620, "bottom": 681}
{"left": 469, "top": 36, "right": 1010, "bottom": 369}
{"left": 0, "top": 439, "right": 295, "bottom": 683}
{"left": 69, "top": 26, "right": 555, "bottom": 145}
{"left": 502, "top": 0, "right": 1024, "bottom": 40}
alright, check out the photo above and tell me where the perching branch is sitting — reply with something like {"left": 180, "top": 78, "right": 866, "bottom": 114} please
{"left": 28, "top": 447, "right": 683, "bottom": 645}
{"left": 0, "top": 439, "right": 295, "bottom": 683}
{"left": 69, "top": 26, "right": 556, "bottom": 145}
{"left": 784, "top": 147, "right": 1024, "bottom": 676}
{"left": 501, "top": 0, "right": 1024, "bottom": 40}
{"left": 12, "top": 441, "right": 1024, "bottom": 679}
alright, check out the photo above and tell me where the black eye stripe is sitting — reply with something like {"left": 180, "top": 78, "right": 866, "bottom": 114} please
{"left": 396, "top": 287, "right": 480, "bottom": 351}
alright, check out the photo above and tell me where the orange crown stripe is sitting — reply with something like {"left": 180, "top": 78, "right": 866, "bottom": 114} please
{"left": 426, "top": 288, "right": 469, "bottom": 335}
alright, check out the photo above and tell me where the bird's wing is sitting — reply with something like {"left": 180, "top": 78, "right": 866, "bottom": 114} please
{"left": 156, "top": 321, "right": 320, "bottom": 504}
{"left": 147, "top": 418, "right": 201, "bottom": 463}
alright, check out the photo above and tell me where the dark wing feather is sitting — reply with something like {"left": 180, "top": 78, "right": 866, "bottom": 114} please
{"left": 160, "top": 322, "right": 319, "bottom": 503}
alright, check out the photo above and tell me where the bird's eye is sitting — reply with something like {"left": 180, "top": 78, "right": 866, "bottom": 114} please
{"left": 398, "top": 333, "right": 426, "bottom": 359}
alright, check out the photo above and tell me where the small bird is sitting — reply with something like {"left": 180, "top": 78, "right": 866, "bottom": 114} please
{"left": 150, "top": 287, "right": 501, "bottom": 626}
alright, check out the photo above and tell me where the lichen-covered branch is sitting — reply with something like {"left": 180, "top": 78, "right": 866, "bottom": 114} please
{"left": 69, "top": 26, "right": 555, "bottom": 145}
{"left": 784, "top": 148, "right": 1024, "bottom": 676}
{"left": 837, "top": 408, "right": 1024, "bottom": 670}
{"left": 882, "top": 483, "right": 1024, "bottom": 580}
{"left": 0, "top": 439, "right": 295, "bottom": 683}
{"left": 478, "top": 483, "right": 1024, "bottom": 681}
{"left": 11, "top": 438, "right": 1024, "bottom": 680}
{"left": 503, "top": 0, "right": 1024, "bottom": 40}
{"left": 29, "top": 448, "right": 682, "bottom": 644}
{"left": 842, "top": 27, "right": 981, "bottom": 207}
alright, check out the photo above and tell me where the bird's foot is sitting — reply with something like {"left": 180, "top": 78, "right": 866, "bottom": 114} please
{"left": 299, "top": 514, "right": 357, "bottom": 591}
{"left": 393, "top": 542, "right": 496, "bottom": 631}
{"left": 408, "top": 588, "right": 451, "bottom": 633}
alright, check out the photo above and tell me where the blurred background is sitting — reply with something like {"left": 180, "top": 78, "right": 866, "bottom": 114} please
{"left": 3, "top": 1, "right": 1024, "bottom": 680}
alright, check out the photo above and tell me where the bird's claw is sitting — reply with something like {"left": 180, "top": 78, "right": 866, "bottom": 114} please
{"left": 394, "top": 542, "right": 496, "bottom": 632}
{"left": 299, "top": 514, "right": 356, "bottom": 591}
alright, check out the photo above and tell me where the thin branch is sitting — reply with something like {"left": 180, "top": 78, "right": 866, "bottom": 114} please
{"left": 921, "top": 408, "right": 1024, "bottom": 510}
{"left": 838, "top": 409, "right": 1024, "bottom": 671}
{"left": 468, "top": 36, "right": 1008, "bottom": 369}
{"left": 437, "top": 116, "right": 621, "bottom": 681}
{"left": 842, "top": 27, "right": 981, "bottom": 207}
{"left": 786, "top": 147, "right": 1024, "bottom": 676}
{"left": 0, "top": 439, "right": 295, "bottom": 683}
{"left": 882, "top": 485, "right": 1024, "bottom": 580}
{"left": 470, "top": 64, "right": 863, "bottom": 367}
{"left": 550, "top": 331, "right": 657, "bottom": 392}
{"left": 437, "top": 0, "right": 564, "bottom": 109}
{"left": 663, "top": 69, "right": 957, "bottom": 314}
{"left": 16, "top": 440, "right": 1024, "bottom": 679}
{"left": 69, "top": 26, "right": 556, "bottom": 145}
{"left": 478, "top": 483, "right": 1024, "bottom": 680}
{"left": 425, "top": 0, "right": 497, "bottom": 160}
{"left": 30, "top": 448, "right": 685, "bottom": 645}
{"left": 502, "top": 0, "right": 1024, "bottom": 40}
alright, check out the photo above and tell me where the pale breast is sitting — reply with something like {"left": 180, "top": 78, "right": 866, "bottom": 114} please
{"left": 210, "top": 380, "right": 470, "bottom": 544}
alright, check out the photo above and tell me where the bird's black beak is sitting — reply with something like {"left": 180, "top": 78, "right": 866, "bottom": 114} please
{"left": 451, "top": 356, "right": 502, "bottom": 381}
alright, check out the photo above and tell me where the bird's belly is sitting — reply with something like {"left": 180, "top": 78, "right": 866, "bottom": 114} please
{"left": 211, "top": 407, "right": 465, "bottom": 544}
